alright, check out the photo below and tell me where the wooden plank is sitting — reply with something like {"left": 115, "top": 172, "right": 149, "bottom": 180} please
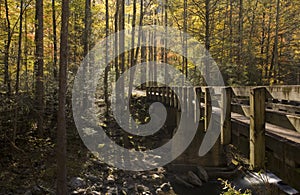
{"left": 182, "top": 87, "right": 187, "bottom": 113}
{"left": 231, "top": 103, "right": 251, "bottom": 117}
{"left": 231, "top": 86, "right": 251, "bottom": 97}
{"left": 266, "top": 102, "right": 300, "bottom": 114}
{"left": 177, "top": 87, "right": 182, "bottom": 111}
{"left": 233, "top": 103, "right": 300, "bottom": 132}
{"left": 170, "top": 88, "right": 174, "bottom": 108}
{"left": 221, "top": 87, "right": 232, "bottom": 145}
{"left": 250, "top": 87, "right": 266, "bottom": 170}
{"left": 194, "top": 87, "right": 202, "bottom": 123}
{"left": 204, "top": 87, "right": 212, "bottom": 131}
{"left": 265, "top": 110, "right": 299, "bottom": 132}
{"left": 266, "top": 85, "right": 300, "bottom": 102}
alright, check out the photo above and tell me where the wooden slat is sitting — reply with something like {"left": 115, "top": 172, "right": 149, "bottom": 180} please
{"left": 266, "top": 86, "right": 300, "bottom": 102}
{"left": 204, "top": 87, "right": 212, "bottom": 131}
{"left": 266, "top": 102, "right": 300, "bottom": 114}
{"left": 221, "top": 87, "right": 232, "bottom": 145}
{"left": 232, "top": 86, "right": 252, "bottom": 97}
{"left": 250, "top": 87, "right": 266, "bottom": 170}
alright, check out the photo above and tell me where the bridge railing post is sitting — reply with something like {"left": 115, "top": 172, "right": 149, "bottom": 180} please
{"left": 194, "top": 87, "right": 202, "bottom": 123}
{"left": 250, "top": 87, "right": 266, "bottom": 170}
{"left": 182, "top": 87, "right": 187, "bottom": 114}
{"left": 221, "top": 87, "right": 232, "bottom": 145}
{"left": 170, "top": 88, "right": 173, "bottom": 107}
{"left": 204, "top": 87, "right": 212, "bottom": 132}
{"left": 178, "top": 87, "right": 182, "bottom": 111}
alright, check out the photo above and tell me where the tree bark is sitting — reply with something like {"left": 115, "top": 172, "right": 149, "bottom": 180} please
{"left": 104, "top": 0, "right": 110, "bottom": 116}
{"left": 52, "top": 0, "right": 58, "bottom": 80}
{"left": 56, "top": 0, "right": 69, "bottom": 193}
{"left": 4, "top": 0, "right": 11, "bottom": 96}
{"left": 35, "top": 0, "right": 44, "bottom": 135}
{"left": 16, "top": 0, "right": 23, "bottom": 94}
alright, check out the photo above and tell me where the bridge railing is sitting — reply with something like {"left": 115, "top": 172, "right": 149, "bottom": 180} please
{"left": 146, "top": 85, "right": 300, "bottom": 190}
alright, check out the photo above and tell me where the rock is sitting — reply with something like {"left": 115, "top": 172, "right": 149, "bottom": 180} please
{"left": 160, "top": 183, "right": 171, "bottom": 192}
{"left": 174, "top": 175, "right": 194, "bottom": 188}
{"left": 107, "top": 174, "right": 115, "bottom": 183}
{"left": 106, "top": 186, "right": 118, "bottom": 195}
{"left": 120, "top": 188, "right": 128, "bottom": 195}
{"left": 71, "top": 188, "right": 86, "bottom": 194}
{"left": 155, "top": 188, "right": 163, "bottom": 194}
{"left": 86, "top": 174, "right": 99, "bottom": 182}
{"left": 70, "top": 177, "right": 86, "bottom": 189}
{"left": 187, "top": 171, "right": 202, "bottom": 187}
{"left": 152, "top": 174, "right": 160, "bottom": 180}
{"left": 136, "top": 184, "right": 149, "bottom": 193}
{"left": 196, "top": 165, "right": 209, "bottom": 182}
{"left": 142, "top": 175, "right": 148, "bottom": 180}
{"left": 91, "top": 191, "right": 101, "bottom": 195}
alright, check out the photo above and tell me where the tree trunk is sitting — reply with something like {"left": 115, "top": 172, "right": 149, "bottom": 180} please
{"left": 4, "top": 0, "right": 11, "bottom": 96}
{"left": 260, "top": 11, "right": 266, "bottom": 84}
{"left": 238, "top": 0, "right": 243, "bottom": 73}
{"left": 24, "top": 9, "right": 29, "bottom": 92}
{"left": 52, "top": 0, "right": 58, "bottom": 80}
{"left": 35, "top": 0, "right": 44, "bottom": 135}
{"left": 56, "top": 0, "right": 69, "bottom": 193}
{"left": 272, "top": 0, "right": 280, "bottom": 84}
{"left": 114, "top": 0, "right": 120, "bottom": 80}
{"left": 265, "top": 3, "right": 272, "bottom": 82}
{"left": 84, "top": 0, "right": 91, "bottom": 57}
{"left": 104, "top": 0, "right": 110, "bottom": 116}
{"left": 16, "top": 0, "right": 23, "bottom": 94}
{"left": 204, "top": 0, "right": 210, "bottom": 82}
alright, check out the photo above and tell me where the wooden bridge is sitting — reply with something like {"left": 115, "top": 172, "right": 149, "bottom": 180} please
{"left": 145, "top": 85, "right": 300, "bottom": 190}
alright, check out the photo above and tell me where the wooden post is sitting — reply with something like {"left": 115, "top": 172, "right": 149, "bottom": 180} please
{"left": 166, "top": 87, "right": 170, "bottom": 106}
{"left": 146, "top": 87, "right": 149, "bottom": 98}
{"left": 204, "top": 87, "right": 212, "bottom": 132}
{"left": 178, "top": 87, "right": 182, "bottom": 111}
{"left": 250, "top": 87, "right": 266, "bottom": 170}
{"left": 182, "top": 87, "right": 187, "bottom": 113}
{"left": 161, "top": 87, "right": 165, "bottom": 103}
{"left": 195, "top": 87, "right": 202, "bottom": 123}
{"left": 158, "top": 87, "right": 161, "bottom": 102}
{"left": 170, "top": 88, "right": 174, "bottom": 107}
{"left": 221, "top": 87, "right": 232, "bottom": 145}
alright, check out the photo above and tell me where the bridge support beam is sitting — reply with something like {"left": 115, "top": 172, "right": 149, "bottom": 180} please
{"left": 250, "top": 87, "right": 266, "bottom": 170}
{"left": 221, "top": 87, "right": 232, "bottom": 145}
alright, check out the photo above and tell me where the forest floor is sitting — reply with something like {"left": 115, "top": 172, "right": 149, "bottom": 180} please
{"left": 0, "top": 96, "right": 224, "bottom": 195}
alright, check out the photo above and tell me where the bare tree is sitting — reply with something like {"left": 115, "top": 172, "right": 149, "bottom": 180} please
{"left": 35, "top": 0, "right": 45, "bottom": 135}
{"left": 4, "top": 0, "right": 11, "bottom": 96}
{"left": 56, "top": 0, "right": 69, "bottom": 193}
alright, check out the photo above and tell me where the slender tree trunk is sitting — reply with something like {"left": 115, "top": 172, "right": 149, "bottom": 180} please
{"left": 24, "top": 9, "right": 29, "bottom": 92}
{"left": 229, "top": 0, "right": 233, "bottom": 63}
{"left": 119, "top": 0, "right": 125, "bottom": 74}
{"left": 260, "top": 11, "right": 266, "bottom": 84}
{"left": 4, "top": 0, "right": 11, "bottom": 96}
{"left": 273, "top": 0, "right": 280, "bottom": 84}
{"left": 130, "top": 0, "right": 137, "bottom": 69}
{"left": 13, "top": 0, "right": 24, "bottom": 143}
{"left": 164, "top": 0, "right": 169, "bottom": 80}
{"left": 16, "top": 0, "right": 23, "bottom": 94}
{"left": 56, "top": 0, "right": 69, "bottom": 193}
{"left": 35, "top": 0, "right": 44, "bottom": 135}
{"left": 52, "top": 0, "right": 58, "bottom": 80}
{"left": 265, "top": 4, "right": 272, "bottom": 82}
{"left": 104, "top": 0, "right": 110, "bottom": 116}
{"left": 114, "top": 0, "right": 120, "bottom": 80}
{"left": 153, "top": 9, "right": 157, "bottom": 86}
{"left": 238, "top": 0, "right": 243, "bottom": 73}
{"left": 204, "top": 0, "right": 210, "bottom": 82}
{"left": 84, "top": 0, "right": 91, "bottom": 57}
